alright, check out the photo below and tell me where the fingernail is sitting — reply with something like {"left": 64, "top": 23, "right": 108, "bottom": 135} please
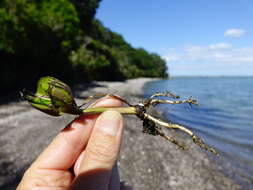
{"left": 98, "top": 111, "right": 122, "bottom": 136}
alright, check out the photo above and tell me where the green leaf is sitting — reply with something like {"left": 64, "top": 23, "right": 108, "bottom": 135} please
{"left": 21, "top": 76, "right": 80, "bottom": 116}
{"left": 21, "top": 90, "right": 61, "bottom": 116}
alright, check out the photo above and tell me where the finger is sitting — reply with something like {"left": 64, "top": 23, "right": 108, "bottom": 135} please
{"left": 31, "top": 97, "right": 123, "bottom": 170}
{"left": 80, "top": 111, "right": 123, "bottom": 171}
{"left": 71, "top": 111, "right": 124, "bottom": 189}
{"left": 73, "top": 148, "right": 120, "bottom": 184}
{"left": 74, "top": 158, "right": 120, "bottom": 189}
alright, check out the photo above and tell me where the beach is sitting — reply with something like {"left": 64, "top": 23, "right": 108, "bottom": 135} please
{"left": 0, "top": 78, "right": 243, "bottom": 190}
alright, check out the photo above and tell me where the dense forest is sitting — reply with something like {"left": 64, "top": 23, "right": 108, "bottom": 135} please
{"left": 0, "top": 0, "right": 168, "bottom": 92}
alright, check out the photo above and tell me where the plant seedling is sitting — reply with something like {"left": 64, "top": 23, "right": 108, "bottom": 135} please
{"left": 20, "top": 76, "right": 218, "bottom": 155}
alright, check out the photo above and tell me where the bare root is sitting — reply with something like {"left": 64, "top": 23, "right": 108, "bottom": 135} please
{"left": 149, "top": 91, "right": 180, "bottom": 99}
{"left": 155, "top": 128, "right": 188, "bottom": 150}
{"left": 147, "top": 98, "right": 198, "bottom": 107}
{"left": 192, "top": 134, "right": 218, "bottom": 155}
{"left": 80, "top": 91, "right": 217, "bottom": 155}
{"left": 135, "top": 92, "right": 218, "bottom": 155}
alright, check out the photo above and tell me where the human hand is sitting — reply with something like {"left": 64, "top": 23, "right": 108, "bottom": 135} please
{"left": 17, "top": 96, "right": 133, "bottom": 190}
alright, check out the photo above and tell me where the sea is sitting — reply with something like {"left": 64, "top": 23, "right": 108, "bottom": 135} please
{"left": 143, "top": 77, "right": 253, "bottom": 186}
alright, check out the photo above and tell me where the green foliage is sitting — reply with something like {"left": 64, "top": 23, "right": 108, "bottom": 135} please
{"left": 0, "top": 0, "right": 168, "bottom": 92}
{"left": 39, "top": 0, "right": 80, "bottom": 38}
{"left": 70, "top": 0, "right": 102, "bottom": 25}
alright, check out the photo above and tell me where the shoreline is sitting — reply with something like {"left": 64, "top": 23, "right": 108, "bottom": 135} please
{"left": 158, "top": 110, "right": 252, "bottom": 189}
{"left": 0, "top": 77, "right": 245, "bottom": 189}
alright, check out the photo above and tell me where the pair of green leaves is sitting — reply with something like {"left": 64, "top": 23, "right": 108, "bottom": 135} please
{"left": 21, "top": 76, "right": 81, "bottom": 116}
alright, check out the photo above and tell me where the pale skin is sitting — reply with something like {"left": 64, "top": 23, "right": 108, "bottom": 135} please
{"left": 17, "top": 96, "right": 133, "bottom": 190}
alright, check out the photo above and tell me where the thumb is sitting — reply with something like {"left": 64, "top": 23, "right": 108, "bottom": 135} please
{"left": 71, "top": 110, "right": 123, "bottom": 189}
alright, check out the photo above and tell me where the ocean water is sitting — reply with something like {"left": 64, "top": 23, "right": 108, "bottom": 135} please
{"left": 143, "top": 77, "right": 253, "bottom": 184}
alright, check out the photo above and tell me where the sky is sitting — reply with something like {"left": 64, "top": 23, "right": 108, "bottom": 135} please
{"left": 96, "top": 0, "right": 253, "bottom": 76}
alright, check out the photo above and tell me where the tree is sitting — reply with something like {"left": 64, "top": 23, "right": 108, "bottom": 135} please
{"left": 70, "top": 0, "right": 102, "bottom": 26}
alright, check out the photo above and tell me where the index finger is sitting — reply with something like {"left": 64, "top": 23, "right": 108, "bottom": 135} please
{"left": 31, "top": 97, "right": 123, "bottom": 170}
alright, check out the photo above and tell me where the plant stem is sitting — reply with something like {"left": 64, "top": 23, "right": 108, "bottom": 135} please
{"left": 81, "top": 106, "right": 137, "bottom": 115}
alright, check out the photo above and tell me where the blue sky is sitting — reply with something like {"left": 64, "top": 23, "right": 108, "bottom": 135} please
{"left": 96, "top": 0, "right": 253, "bottom": 76}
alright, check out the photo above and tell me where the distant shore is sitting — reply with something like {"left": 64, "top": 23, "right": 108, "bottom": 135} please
{"left": 0, "top": 78, "right": 244, "bottom": 190}
{"left": 170, "top": 75, "right": 253, "bottom": 78}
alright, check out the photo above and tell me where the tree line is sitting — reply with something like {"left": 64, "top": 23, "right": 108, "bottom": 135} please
{"left": 0, "top": 0, "right": 168, "bottom": 92}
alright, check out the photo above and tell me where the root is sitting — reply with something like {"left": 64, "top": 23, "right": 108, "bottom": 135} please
{"left": 144, "top": 91, "right": 198, "bottom": 107}
{"left": 149, "top": 91, "right": 180, "bottom": 99}
{"left": 147, "top": 98, "right": 198, "bottom": 107}
{"left": 142, "top": 113, "right": 218, "bottom": 155}
{"left": 155, "top": 128, "right": 188, "bottom": 150}
{"left": 78, "top": 91, "right": 217, "bottom": 155}
{"left": 192, "top": 134, "right": 218, "bottom": 155}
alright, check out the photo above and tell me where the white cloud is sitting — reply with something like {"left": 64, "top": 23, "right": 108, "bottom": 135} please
{"left": 224, "top": 28, "right": 246, "bottom": 37}
{"left": 163, "top": 43, "right": 253, "bottom": 64}
{"left": 184, "top": 45, "right": 204, "bottom": 52}
{"left": 208, "top": 43, "right": 232, "bottom": 50}
{"left": 163, "top": 54, "right": 181, "bottom": 62}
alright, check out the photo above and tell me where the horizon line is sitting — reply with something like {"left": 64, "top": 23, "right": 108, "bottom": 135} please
{"left": 169, "top": 75, "right": 253, "bottom": 78}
